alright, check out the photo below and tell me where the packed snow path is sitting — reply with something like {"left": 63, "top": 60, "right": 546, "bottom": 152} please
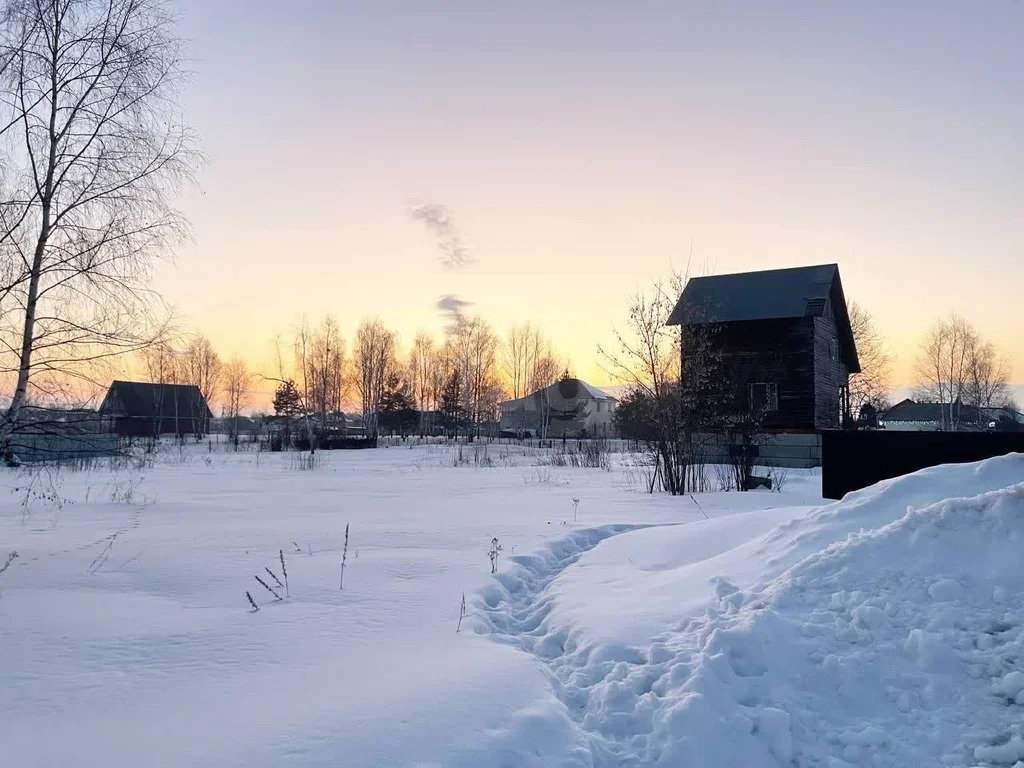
{"left": 475, "top": 523, "right": 652, "bottom": 650}
{"left": 474, "top": 523, "right": 661, "bottom": 766}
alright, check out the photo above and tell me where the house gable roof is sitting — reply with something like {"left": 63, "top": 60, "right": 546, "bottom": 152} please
{"left": 882, "top": 399, "right": 986, "bottom": 424}
{"left": 666, "top": 263, "right": 860, "bottom": 372}
{"left": 571, "top": 379, "right": 616, "bottom": 401}
{"left": 500, "top": 378, "right": 617, "bottom": 407}
{"left": 100, "top": 380, "right": 213, "bottom": 420}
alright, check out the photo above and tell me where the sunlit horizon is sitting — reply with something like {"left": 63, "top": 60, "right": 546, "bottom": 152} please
{"left": 111, "top": 0, "right": 1022, "bottom": 412}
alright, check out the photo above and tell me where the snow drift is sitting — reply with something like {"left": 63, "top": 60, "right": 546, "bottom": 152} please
{"left": 475, "top": 454, "right": 1024, "bottom": 766}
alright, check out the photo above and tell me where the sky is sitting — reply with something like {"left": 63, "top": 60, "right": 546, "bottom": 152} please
{"left": 159, "top": 0, "right": 1023, "bottom": 407}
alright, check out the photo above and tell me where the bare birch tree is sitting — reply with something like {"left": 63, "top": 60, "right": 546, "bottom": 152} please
{"left": 353, "top": 318, "right": 395, "bottom": 438}
{"left": 140, "top": 339, "right": 178, "bottom": 385}
{"left": 914, "top": 312, "right": 977, "bottom": 430}
{"left": 180, "top": 333, "right": 221, "bottom": 425}
{"left": 138, "top": 336, "right": 180, "bottom": 438}
{"left": 847, "top": 301, "right": 891, "bottom": 418}
{"left": 408, "top": 330, "right": 435, "bottom": 433}
{"left": 449, "top": 315, "right": 502, "bottom": 440}
{"left": 292, "top": 321, "right": 313, "bottom": 419}
{"left": 306, "top": 316, "right": 344, "bottom": 421}
{"left": 502, "top": 324, "right": 530, "bottom": 400}
{"left": 966, "top": 339, "right": 1011, "bottom": 424}
{"left": 222, "top": 355, "right": 250, "bottom": 447}
{"left": 429, "top": 337, "right": 454, "bottom": 428}
{"left": 914, "top": 313, "right": 1012, "bottom": 430}
{"left": 0, "top": 0, "right": 197, "bottom": 449}
{"left": 501, "top": 322, "right": 560, "bottom": 400}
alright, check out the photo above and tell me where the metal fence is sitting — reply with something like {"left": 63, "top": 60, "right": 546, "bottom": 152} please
{"left": 821, "top": 430, "right": 1024, "bottom": 499}
{"left": 9, "top": 432, "right": 120, "bottom": 463}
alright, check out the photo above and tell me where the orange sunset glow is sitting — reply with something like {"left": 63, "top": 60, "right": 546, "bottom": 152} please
{"left": 119, "top": 1, "right": 1020, "bottom": 410}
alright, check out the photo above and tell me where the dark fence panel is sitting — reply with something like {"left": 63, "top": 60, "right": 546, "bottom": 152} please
{"left": 821, "top": 430, "right": 1024, "bottom": 499}
{"left": 291, "top": 435, "right": 377, "bottom": 451}
{"left": 10, "top": 432, "right": 119, "bottom": 463}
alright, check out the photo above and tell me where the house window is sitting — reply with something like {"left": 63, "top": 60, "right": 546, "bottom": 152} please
{"left": 748, "top": 382, "right": 778, "bottom": 413}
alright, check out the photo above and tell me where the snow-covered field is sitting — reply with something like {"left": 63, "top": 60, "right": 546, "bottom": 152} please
{"left": 1, "top": 443, "right": 1022, "bottom": 767}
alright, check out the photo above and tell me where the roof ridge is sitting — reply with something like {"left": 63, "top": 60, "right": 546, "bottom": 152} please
{"left": 686, "top": 263, "right": 838, "bottom": 282}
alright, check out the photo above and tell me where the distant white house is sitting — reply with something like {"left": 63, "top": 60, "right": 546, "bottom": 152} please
{"left": 880, "top": 399, "right": 1022, "bottom": 432}
{"left": 499, "top": 378, "right": 617, "bottom": 438}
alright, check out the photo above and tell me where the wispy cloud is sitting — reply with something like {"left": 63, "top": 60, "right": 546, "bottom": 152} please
{"left": 436, "top": 294, "right": 472, "bottom": 330}
{"left": 409, "top": 202, "right": 473, "bottom": 270}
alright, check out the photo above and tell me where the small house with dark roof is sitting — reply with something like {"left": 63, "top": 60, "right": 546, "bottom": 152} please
{"left": 667, "top": 263, "right": 860, "bottom": 431}
{"left": 98, "top": 380, "right": 213, "bottom": 437}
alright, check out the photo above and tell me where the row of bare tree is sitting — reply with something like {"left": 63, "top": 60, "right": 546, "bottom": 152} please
{"left": 848, "top": 306, "right": 1014, "bottom": 430}
{"left": 913, "top": 313, "right": 1014, "bottom": 430}
{"left": 270, "top": 315, "right": 563, "bottom": 439}
{"left": 139, "top": 334, "right": 250, "bottom": 433}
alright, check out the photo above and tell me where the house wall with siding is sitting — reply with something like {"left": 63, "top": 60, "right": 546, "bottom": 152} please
{"left": 499, "top": 390, "right": 617, "bottom": 437}
{"left": 713, "top": 318, "right": 817, "bottom": 431}
{"left": 697, "top": 431, "right": 823, "bottom": 469}
{"left": 10, "top": 433, "right": 119, "bottom": 462}
{"left": 812, "top": 298, "right": 849, "bottom": 430}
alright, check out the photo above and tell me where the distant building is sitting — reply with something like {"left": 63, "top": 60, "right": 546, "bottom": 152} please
{"left": 499, "top": 378, "right": 617, "bottom": 438}
{"left": 98, "top": 380, "right": 212, "bottom": 437}
{"left": 666, "top": 263, "right": 860, "bottom": 431}
{"left": 211, "top": 415, "right": 256, "bottom": 436}
{"left": 5, "top": 405, "right": 117, "bottom": 463}
{"left": 881, "top": 399, "right": 1021, "bottom": 432}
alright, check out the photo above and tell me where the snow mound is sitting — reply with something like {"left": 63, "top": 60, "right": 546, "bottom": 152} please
{"left": 476, "top": 455, "right": 1024, "bottom": 766}
{"left": 755, "top": 452, "right": 1024, "bottom": 575}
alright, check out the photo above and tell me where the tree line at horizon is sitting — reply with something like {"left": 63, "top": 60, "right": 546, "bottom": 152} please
{"left": 0, "top": 0, "right": 1014, "bottom": 452}
{"left": 124, "top": 289, "right": 1017, "bottom": 443}
{"left": 133, "top": 315, "right": 567, "bottom": 440}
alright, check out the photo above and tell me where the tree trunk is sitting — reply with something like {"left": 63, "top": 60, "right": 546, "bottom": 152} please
{"left": 1, "top": 207, "right": 51, "bottom": 448}
{"left": 1, "top": 30, "right": 59, "bottom": 450}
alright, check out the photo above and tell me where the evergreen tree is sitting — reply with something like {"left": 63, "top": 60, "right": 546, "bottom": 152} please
{"left": 273, "top": 380, "right": 303, "bottom": 417}
{"left": 613, "top": 388, "right": 659, "bottom": 441}
{"left": 378, "top": 372, "right": 417, "bottom": 436}
{"left": 440, "top": 369, "right": 466, "bottom": 438}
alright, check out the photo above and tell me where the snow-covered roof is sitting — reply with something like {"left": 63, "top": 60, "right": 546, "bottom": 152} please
{"left": 500, "top": 378, "right": 617, "bottom": 406}
{"left": 574, "top": 380, "right": 616, "bottom": 400}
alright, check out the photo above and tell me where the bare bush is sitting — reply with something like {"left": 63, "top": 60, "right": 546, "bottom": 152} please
{"left": 713, "top": 464, "right": 736, "bottom": 492}
{"left": 290, "top": 451, "right": 322, "bottom": 471}
{"left": 523, "top": 467, "right": 567, "bottom": 486}
{"left": 488, "top": 537, "right": 502, "bottom": 574}
{"left": 0, "top": 551, "right": 17, "bottom": 575}
{"left": 769, "top": 466, "right": 790, "bottom": 493}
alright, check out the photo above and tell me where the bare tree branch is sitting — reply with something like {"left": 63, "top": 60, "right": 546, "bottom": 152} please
{"left": 0, "top": 0, "right": 199, "bottom": 447}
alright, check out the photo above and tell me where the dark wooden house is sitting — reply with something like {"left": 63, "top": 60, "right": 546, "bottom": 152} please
{"left": 98, "top": 380, "right": 213, "bottom": 437}
{"left": 667, "top": 263, "right": 860, "bottom": 431}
